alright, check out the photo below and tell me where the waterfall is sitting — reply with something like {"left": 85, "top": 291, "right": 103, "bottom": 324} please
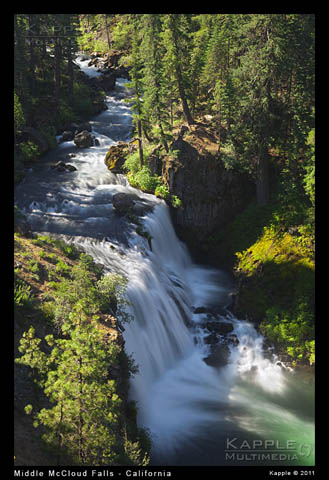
{"left": 15, "top": 58, "right": 315, "bottom": 467}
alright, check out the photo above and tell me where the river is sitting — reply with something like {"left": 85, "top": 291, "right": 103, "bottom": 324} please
{"left": 14, "top": 56, "right": 315, "bottom": 467}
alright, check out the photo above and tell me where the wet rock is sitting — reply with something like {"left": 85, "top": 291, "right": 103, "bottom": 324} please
{"left": 74, "top": 130, "right": 93, "bottom": 148}
{"left": 203, "top": 344, "right": 230, "bottom": 368}
{"left": 65, "top": 164, "right": 77, "bottom": 172}
{"left": 226, "top": 334, "right": 239, "bottom": 346}
{"left": 104, "top": 142, "right": 129, "bottom": 173}
{"left": 204, "top": 332, "right": 218, "bottom": 345}
{"left": 112, "top": 193, "right": 134, "bottom": 214}
{"left": 51, "top": 161, "right": 66, "bottom": 171}
{"left": 51, "top": 161, "right": 77, "bottom": 172}
{"left": 61, "top": 130, "right": 74, "bottom": 142}
{"left": 206, "top": 321, "right": 234, "bottom": 335}
{"left": 194, "top": 307, "right": 209, "bottom": 314}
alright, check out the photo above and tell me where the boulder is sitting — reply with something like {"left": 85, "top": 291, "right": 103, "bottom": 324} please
{"left": 204, "top": 333, "right": 218, "bottom": 345}
{"left": 61, "top": 130, "right": 74, "bottom": 142}
{"left": 74, "top": 130, "right": 93, "bottom": 148}
{"left": 193, "top": 307, "right": 209, "bottom": 314}
{"left": 104, "top": 142, "right": 129, "bottom": 173}
{"left": 206, "top": 321, "right": 234, "bottom": 335}
{"left": 51, "top": 161, "right": 66, "bottom": 171}
{"left": 65, "top": 164, "right": 77, "bottom": 172}
{"left": 51, "top": 161, "right": 77, "bottom": 172}
{"left": 203, "top": 344, "right": 231, "bottom": 368}
{"left": 112, "top": 193, "right": 134, "bottom": 215}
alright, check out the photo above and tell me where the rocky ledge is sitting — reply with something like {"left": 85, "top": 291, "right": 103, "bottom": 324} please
{"left": 192, "top": 307, "right": 239, "bottom": 368}
{"left": 161, "top": 123, "right": 255, "bottom": 252}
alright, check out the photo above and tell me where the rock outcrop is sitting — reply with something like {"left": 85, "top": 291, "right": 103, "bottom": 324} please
{"left": 203, "top": 343, "right": 231, "bottom": 367}
{"left": 104, "top": 142, "right": 129, "bottom": 173}
{"left": 74, "top": 130, "right": 93, "bottom": 148}
{"left": 112, "top": 192, "right": 134, "bottom": 215}
{"left": 88, "top": 50, "right": 130, "bottom": 79}
{"left": 50, "top": 161, "right": 77, "bottom": 172}
{"left": 162, "top": 124, "right": 254, "bottom": 249}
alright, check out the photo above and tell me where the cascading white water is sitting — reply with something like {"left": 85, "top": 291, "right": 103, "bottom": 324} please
{"left": 15, "top": 57, "right": 315, "bottom": 467}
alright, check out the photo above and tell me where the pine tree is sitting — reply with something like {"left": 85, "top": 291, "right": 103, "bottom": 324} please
{"left": 127, "top": 15, "right": 144, "bottom": 168}
{"left": 162, "top": 14, "right": 195, "bottom": 126}
{"left": 16, "top": 315, "right": 122, "bottom": 465}
{"left": 141, "top": 14, "right": 170, "bottom": 152}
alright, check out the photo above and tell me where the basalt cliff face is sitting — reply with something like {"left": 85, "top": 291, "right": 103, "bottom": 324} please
{"left": 162, "top": 124, "right": 254, "bottom": 254}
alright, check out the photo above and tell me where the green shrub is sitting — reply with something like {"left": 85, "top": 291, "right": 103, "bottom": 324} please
{"left": 17, "top": 141, "right": 39, "bottom": 164}
{"left": 171, "top": 195, "right": 182, "bottom": 208}
{"left": 155, "top": 184, "right": 169, "bottom": 199}
{"left": 55, "top": 259, "right": 71, "bottom": 275}
{"left": 58, "top": 101, "right": 76, "bottom": 126}
{"left": 127, "top": 167, "right": 161, "bottom": 193}
{"left": 14, "top": 91, "right": 25, "bottom": 132}
{"left": 261, "top": 304, "right": 314, "bottom": 364}
{"left": 14, "top": 277, "right": 33, "bottom": 308}
{"left": 32, "top": 235, "right": 54, "bottom": 247}
{"left": 123, "top": 151, "right": 141, "bottom": 175}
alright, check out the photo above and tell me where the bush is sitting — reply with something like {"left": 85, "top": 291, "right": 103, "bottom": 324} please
{"left": 123, "top": 151, "right": 141, "bottom": 175}
{"left": 155, "top": 184, "right": 169, "bottom": 199}
{"left": 261, "top": 304, "right": 315, "bottom": 364}
{"left": 14, "top": 276, "right": 33, "bottom": 308}
{"left": 171, "top": 195, "right": 182, "bottom": 208}
{"left": 17, "top": 141, "right": 39, "bottom": 164}
{"left": 127, "top": 167, "right": 161, "bottom": 193}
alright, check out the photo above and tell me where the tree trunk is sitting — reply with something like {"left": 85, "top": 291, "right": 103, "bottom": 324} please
{"left": 54, "top": 38, "right": 61, "bottom": 106}
{"left": 217, "top": 95, "right": 222, "bottom": 154}
{"left": 104, "top": 15, "right": 111, "bottom": 50}
{"left": 67, "top": 38, "right": 74, "bottom": 101}
{"left": 28, "top": 15, "right": 36, "bottom": 92}
{"left": 78, "top": 356, "right": 84, "bottom": 464}
{"left": 142, "top": 123, "right": 153, "bottom": 143}
{"left": 137, "top": 118, "right": 143, "bottom": 168}
{"left": 256, "top": 141, "right": 270, "bottom": 206}
{"left": 159, "top": 122, "right": 169, "bottom": 153}
{"left": 177, "top": 78, "right": 195, "bottom": 126}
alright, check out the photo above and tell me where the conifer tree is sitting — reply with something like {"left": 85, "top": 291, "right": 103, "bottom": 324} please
{"left": 16, "top": 314, "right": 122, "bottom": 465}
{"left": 141, "top": 14, "right": 170, "bottom": 152}
{"left": 162, "top": 14, "right": 195, "bottom": 126}
{"left": 127, "top": 15, "right": 144, "bottom": 167}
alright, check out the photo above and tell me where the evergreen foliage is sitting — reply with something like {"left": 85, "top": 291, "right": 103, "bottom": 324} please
{"left": 14, "top": 234, "right": 150, "bottom": 466}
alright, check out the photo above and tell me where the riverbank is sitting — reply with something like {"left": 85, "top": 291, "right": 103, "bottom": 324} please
{"left": 14, "top": 230, "right": 151, "bottom": 465}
